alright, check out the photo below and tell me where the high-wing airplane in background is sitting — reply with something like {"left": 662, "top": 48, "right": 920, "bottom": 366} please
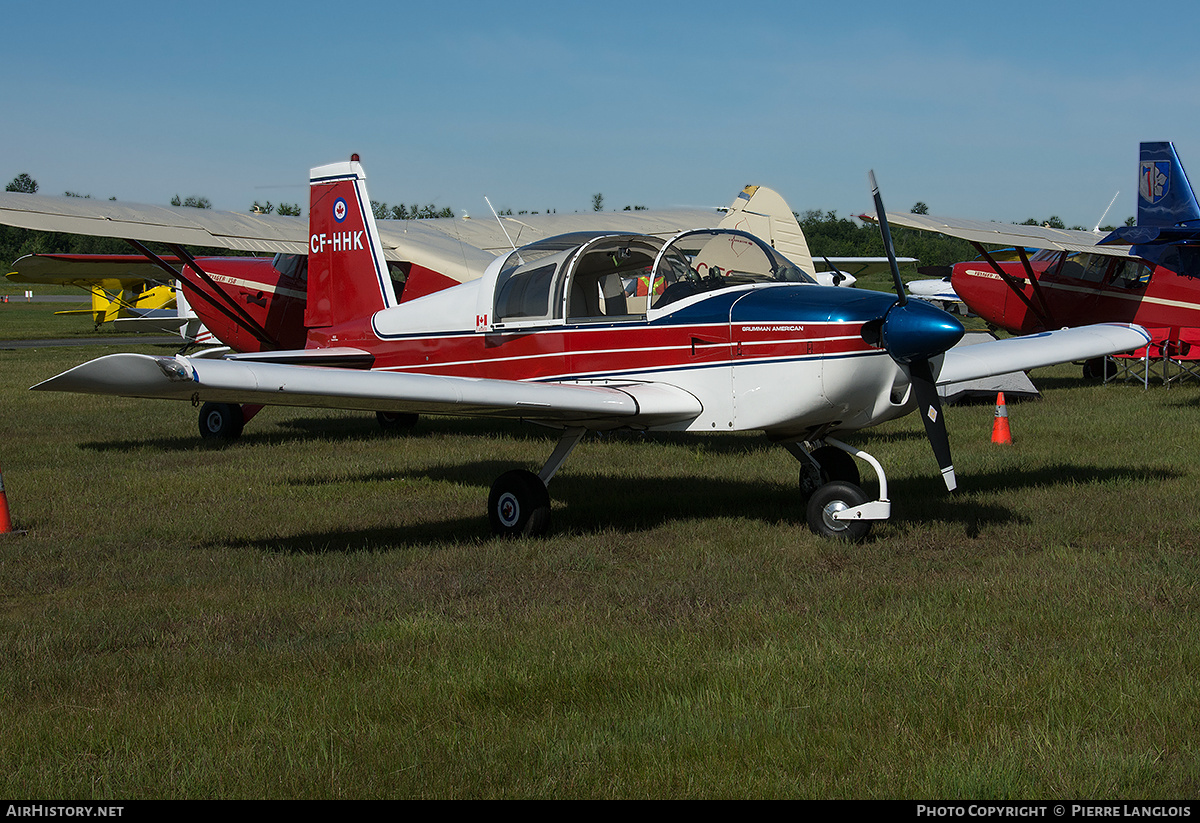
{"left": 0, "top": 178, "right": 907, "bottom": 344}
{"left": 6, "top": 253, "right": 220, "bottom": 343}
{"left": 1, "top": 178, "right": 904, "bottom": 410}
{"left": 24, "top": 156, "right": 1147, "bottom": 540}
{"left": 875, "top": 143, "right": 1200, "bottom": 373}
{"left": 7, "top": 253, "right": 179, "bottom": 329}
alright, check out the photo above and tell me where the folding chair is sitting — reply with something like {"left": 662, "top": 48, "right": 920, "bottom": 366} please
{"left": 1162, "top": 328, "right": 1200, "bottom": 388}
{"left": 1105, "top": 327, "right": 1169, "bottom": 389}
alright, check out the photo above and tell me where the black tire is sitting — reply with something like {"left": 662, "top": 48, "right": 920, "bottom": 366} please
{"left": 811, "top": 445, "right": 861, "bottom": 485}
{"left": 1082, "top": 357, "right": 1116, "bottom": 380}
{"left": 198, "top": 402, "right": 244, "bottom": 441}
{"left": 806, "top": 481, "right": 871, "bottom": 541}
{"left": 488, "top": 469, "right": 551, "bottom": 538}
{"left": 376, "top": 411, "right": 418, "bottom": 432}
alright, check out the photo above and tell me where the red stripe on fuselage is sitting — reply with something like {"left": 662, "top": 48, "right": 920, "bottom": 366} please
{"left": 360, "top": 321, "right": 877, "bottom": 382}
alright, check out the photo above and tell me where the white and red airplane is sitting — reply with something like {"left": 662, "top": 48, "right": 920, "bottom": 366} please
{"left": 25, "top": 157, "right": 1148, "bottom": 540}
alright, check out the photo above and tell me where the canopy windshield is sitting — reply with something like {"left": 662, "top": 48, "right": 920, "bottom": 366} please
{"left": 489, "top": 229, "right": 817, "bottom": 327}
{"left": 649, "top": 229, "right": 816, "bottom": 309}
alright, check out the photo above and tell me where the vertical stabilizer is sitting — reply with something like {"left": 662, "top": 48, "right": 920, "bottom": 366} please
{"left": 1137, "top": 142, "right": 1200, "bottom": 228}
{"left": 718, "top": 185, "right": 814, "bottom": 274}
{"left": 306, "top": 157, "right": 396, "bottom": 331}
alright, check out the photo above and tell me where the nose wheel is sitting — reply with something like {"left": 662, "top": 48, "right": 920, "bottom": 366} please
{"left": 806, "top": 480, "right": 871, "bottom": 541}
{"left": 787, "top": 437, "right": 890, "bottom": 542}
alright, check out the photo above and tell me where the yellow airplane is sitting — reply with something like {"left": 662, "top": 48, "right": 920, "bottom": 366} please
{"left": 7, "top": 253, "right": 179, "bottom": 329}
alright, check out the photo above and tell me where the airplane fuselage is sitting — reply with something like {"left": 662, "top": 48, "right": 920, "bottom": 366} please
{"left": 177, "top": 255, "right": 309, "bottom": 352}
{"left": 302, "top": 275, "right": 920, "bottom": 439}
{"left": 950, "top": 252, "right": 1200, "bottom": 335}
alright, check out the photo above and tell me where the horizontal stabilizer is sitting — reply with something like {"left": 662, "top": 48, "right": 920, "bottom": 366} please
{"left": 1100, "top": 225, "right": 1200, "bottom": 246}
{"left": 1099, "top": 225, "right": 1200, "bottom": 277}
{"left": 934, "top": 323, "right": 1150, "bottom": 386}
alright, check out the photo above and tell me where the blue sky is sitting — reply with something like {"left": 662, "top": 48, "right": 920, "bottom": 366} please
{"left": 5, "top": 0, "right": 1200, "bottom": 228}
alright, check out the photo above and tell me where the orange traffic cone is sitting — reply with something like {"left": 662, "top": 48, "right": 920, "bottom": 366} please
{"left": 991, "top": 392, "right": 1013, "bottom": 444}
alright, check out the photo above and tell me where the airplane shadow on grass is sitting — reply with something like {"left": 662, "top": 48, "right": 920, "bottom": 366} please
{"left": 77, "top": 413, "right": 1178, "bottom": 551}
{"left": 219, "top": 459, "right": 1180, "bottom": 555}
{"left": 81, "top": 412, "right": 933, "bottom": 458}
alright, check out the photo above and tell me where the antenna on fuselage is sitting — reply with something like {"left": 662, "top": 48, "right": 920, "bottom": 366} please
{"left": 484, "top": 196, "right": 524, "bottom": 264}
{"left": 1093, "top": 191, "right": 1120, "bottom": 233}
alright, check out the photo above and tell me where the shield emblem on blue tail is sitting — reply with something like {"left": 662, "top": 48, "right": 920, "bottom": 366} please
{"left": 1140, "top": 160, "right": 1170, "bottom": 204}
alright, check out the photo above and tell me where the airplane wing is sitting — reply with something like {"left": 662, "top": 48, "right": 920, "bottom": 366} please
{"left": 0, "top": 192, "right": 502, "bottom": 285}
{"left": 0, "top": 192, "right": 725, "bottom": 286}
{"left": 30, "top": 323, "right": 1145, "bottom": 427}
{"left": 933, "top": 323, "right": 1150, "bottom": 385}
{"left": 409, "top": 208, "right": 724, "bottom": 255}
{"left": 816, "top": 257, "right": 918, "bottom": 277}
{"left": 7, "top": 253, "right": 176, "bottom": 288}
{"left": 872, "top": 212, "right": 1138, "bottom": 258}
{"left": 0, "top": 186, "right": 814, "bottom": 283}
{"left": 0, "top": 192, "right": 307, "bottom": 254}
{"left": 30, "top": 353, "right": 704, "bottom": 429}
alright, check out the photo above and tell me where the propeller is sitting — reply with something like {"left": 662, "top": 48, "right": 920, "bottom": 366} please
{"left": 868, "top": 171, "right": 964, "bottom": 491}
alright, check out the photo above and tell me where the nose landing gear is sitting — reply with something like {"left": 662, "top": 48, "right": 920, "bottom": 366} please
{"left": 787, "top": 437, "right": 891, "bottom": 541}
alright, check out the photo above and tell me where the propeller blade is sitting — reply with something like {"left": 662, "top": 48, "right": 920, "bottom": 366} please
{"left": 868, "top": 169, "right": 960, "bottom": 492}
{"left": 909, "top": 359, "right": 957, "bottom": 491}
{"left": 868, "top": 170, "right": 907, "bottom": 304}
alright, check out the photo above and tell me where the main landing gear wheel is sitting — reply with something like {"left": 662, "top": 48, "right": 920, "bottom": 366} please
{"left": 806, "top": 481, "right": 871, "bottom": 542}
{"left": 1083, "top": 357, "right": 1116, "bottom": 380}
{"left": 488, "top": 469, "right": 551, "bottom": 538}
{"left": 198, "top": 402, "right": 244, "bottom": 441}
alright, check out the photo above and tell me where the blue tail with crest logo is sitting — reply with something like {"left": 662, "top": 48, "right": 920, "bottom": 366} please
{"left": 1136, "top": 142, "right": 1200, "bottom": 228}
{"left": 1099, "top": 142, "right": 1200, "bottom": 277}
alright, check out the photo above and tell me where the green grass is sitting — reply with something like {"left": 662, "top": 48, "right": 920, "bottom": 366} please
{"left": 0, "top": 300, "right": 106, "bottom": 340}
{"left": 1, "top": 344, "right": 1198, "bottom": 798}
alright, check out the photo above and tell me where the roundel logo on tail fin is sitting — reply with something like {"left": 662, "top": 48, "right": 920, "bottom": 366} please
{"left": 334, "top": 197, "right": 348, "bottom": 223}
{"left": 1140, "top": 161, "right": 1169, "bottom": 205}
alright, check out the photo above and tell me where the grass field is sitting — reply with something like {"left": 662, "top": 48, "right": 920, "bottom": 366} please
{"left": 0, "top": 299, "right": 105, "bottom": 340}
{"left": 1, "top": 337, "right": 1198, "bottom": 798}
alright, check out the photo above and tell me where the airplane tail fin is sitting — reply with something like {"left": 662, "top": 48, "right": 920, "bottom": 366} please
{"left": 1099, "top": 142, "right": 1200, "bottom": 276}
{"left": 718, "top": 185, "right": 815, "bottom": 274}
{"left": 305, "top": 156, "right": 396, "bottom": 333}
{"left": 1137, "top": 142, "right": 1200, "bottom": 228}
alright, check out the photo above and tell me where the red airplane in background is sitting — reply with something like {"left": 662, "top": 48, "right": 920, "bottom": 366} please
{"left": 877, "top": 143, "right": 1200, "bottom": 378}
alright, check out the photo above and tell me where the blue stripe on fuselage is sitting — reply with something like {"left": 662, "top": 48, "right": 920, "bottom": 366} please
{"left": 649, "top": 283, "right": 899, "bottom": 326}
